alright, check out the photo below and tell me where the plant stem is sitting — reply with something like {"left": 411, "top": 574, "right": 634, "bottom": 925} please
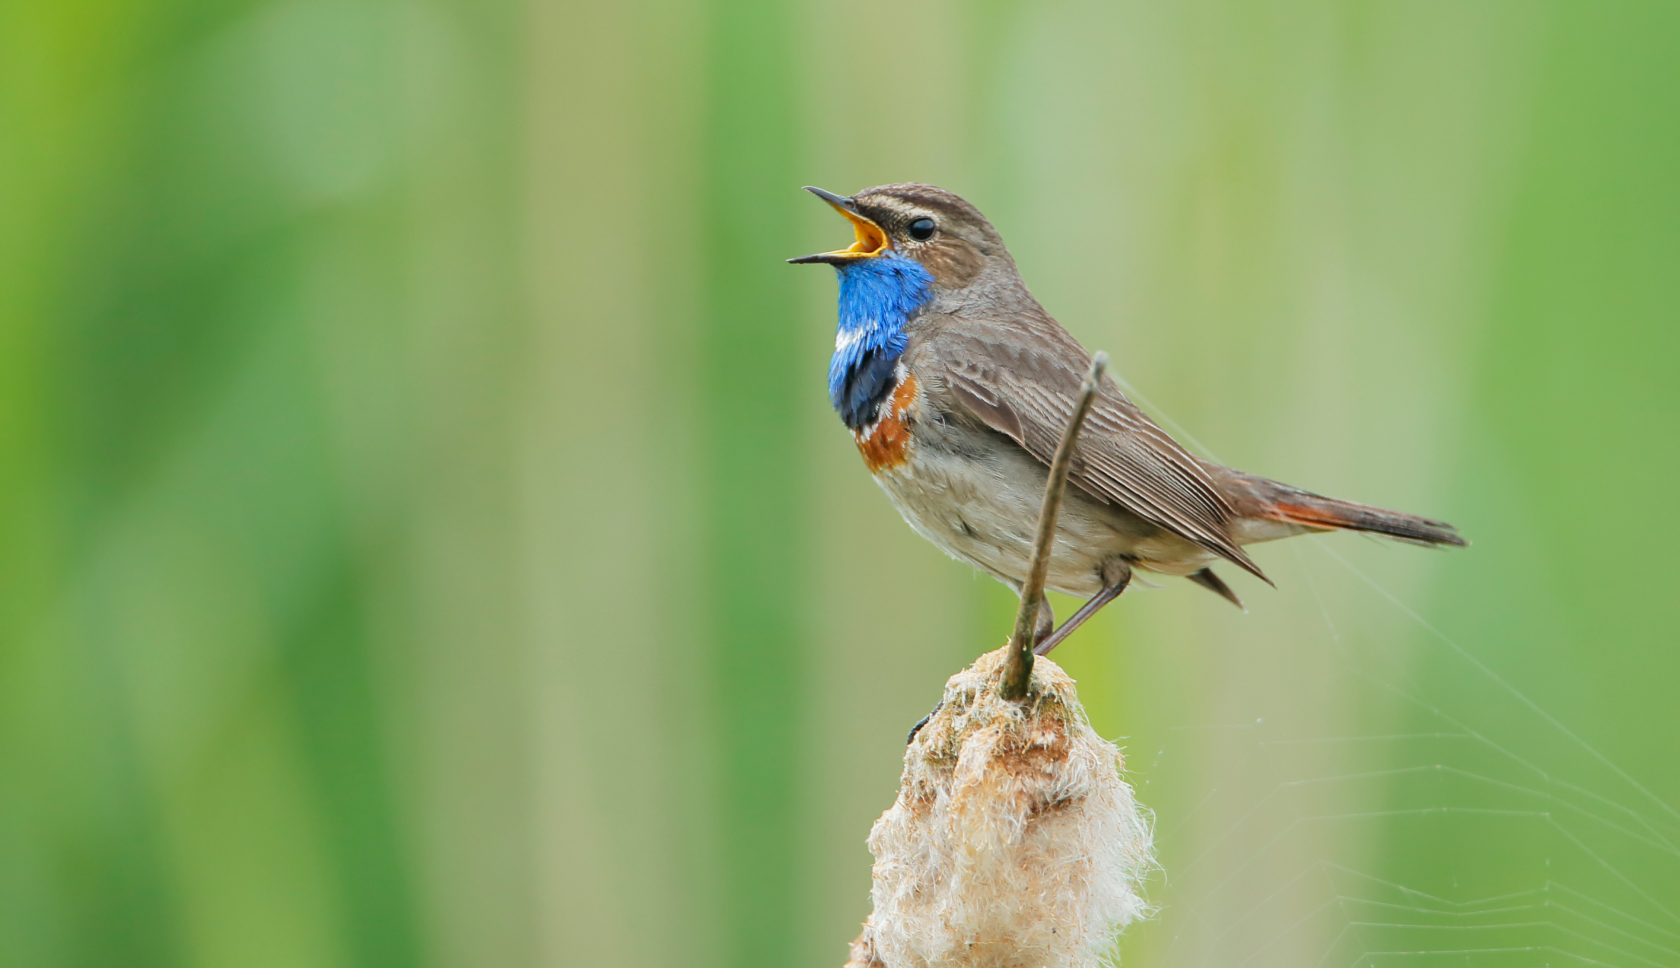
{"left": 1001, "top": 352, "right": 1108, "bottom": 701}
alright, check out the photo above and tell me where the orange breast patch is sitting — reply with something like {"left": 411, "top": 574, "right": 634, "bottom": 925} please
{"left": 855, "top": 374, "right": 918, "bottom": 472}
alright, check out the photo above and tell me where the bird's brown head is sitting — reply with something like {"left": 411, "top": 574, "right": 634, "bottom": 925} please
{"left": 788, "top": 183, "right": 1011, "bottom": 293}
{"left": 792, "top": 183, "right": 1036, "bottom": 427}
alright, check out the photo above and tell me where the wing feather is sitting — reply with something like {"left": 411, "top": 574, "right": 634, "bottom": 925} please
{"left": 926, "top": 315, "right": 1269, "bottom": 583}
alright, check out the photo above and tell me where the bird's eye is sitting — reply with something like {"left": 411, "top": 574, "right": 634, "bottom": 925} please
{"left": 907, "top": 217, "right": 936, "bottom": 242}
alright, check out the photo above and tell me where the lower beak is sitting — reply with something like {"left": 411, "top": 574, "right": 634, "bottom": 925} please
{"left": 787, "top": 187, "right": 891, "bottom": 264}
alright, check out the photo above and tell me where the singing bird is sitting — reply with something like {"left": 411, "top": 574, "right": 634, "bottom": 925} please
{"left": 790, "top": 183, "right": 1465, "bottom": 656}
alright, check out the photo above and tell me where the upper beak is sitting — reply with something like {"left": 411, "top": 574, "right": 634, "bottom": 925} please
{"left": 787, "top": 187, "right": 891, "bottom": 264}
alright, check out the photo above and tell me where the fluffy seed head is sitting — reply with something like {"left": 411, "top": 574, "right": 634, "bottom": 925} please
{"left": 845, "top": 646, "right": 1155, "bottom": 968}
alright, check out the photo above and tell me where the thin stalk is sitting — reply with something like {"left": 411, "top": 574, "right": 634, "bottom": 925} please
{"left": 1001, "top": 352, "right": 1108, "bottom": 701}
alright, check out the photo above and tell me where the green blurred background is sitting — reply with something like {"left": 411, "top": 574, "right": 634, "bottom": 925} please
{"left": 4, "top": 1, "right": 1678, "bottom": 966}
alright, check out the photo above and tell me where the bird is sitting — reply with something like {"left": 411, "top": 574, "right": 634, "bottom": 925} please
{"left": 789, "top": 183, "right": 1466, "bottom": 657}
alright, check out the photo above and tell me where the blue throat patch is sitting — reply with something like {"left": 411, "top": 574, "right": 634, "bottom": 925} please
{"left": 828, "top": 254, "right": 934, "bottom": 431}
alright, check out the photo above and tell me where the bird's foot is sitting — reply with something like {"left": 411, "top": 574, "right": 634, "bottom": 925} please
{"left": 907, "top": 701, "right": 943, "bottom": 745}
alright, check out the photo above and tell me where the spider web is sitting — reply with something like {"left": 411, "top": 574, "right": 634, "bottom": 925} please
{"left": 1094, "top": 378, "right": 1680, "bottom": 968}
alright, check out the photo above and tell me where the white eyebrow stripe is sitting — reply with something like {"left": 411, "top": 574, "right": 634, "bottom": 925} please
{"left": 862, "top": 196, "right": 930, "bottom": 220}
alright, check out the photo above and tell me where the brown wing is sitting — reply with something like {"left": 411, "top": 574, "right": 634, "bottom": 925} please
{"left": 919, "top": 314, "right": 1270, "bottom": 583}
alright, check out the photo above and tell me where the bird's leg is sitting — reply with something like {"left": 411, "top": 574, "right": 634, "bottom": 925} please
{"left": 1032, "top": 593, "right": 1055, "bottom": 647}
{"left": 1034, "top": 560, "right": 1132, "bottom": 656}
{"left": 910, "top": 592, "right": 1052, "bottom": 745}
{"left": 906, "top": 702, "right": 941, "bottom": 745}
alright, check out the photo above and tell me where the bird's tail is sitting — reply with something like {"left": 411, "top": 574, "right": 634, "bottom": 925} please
{"left": 1264, "top": 492, "right": 1466, "bottom": 547}
{"left": 1214, "top": 466, "right": 1467, "bottom": 548}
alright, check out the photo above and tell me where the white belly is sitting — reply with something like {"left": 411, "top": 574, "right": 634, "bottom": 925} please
{"left": 870, "top": 423, "right": 1217, "bottom": 597}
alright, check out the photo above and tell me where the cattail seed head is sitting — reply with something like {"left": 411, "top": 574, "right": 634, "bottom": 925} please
{"left": 845, "top": 646, "right": 1154, "bottom": 968}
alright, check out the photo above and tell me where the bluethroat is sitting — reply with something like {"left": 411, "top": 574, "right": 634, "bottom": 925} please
{"left": 791, "top": 183, "right": 1465, "bottom": 656}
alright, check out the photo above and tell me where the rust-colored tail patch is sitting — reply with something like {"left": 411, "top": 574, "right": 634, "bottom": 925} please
{"left": 1266, "top": 502, "right": 1352, "bottom": 531}
{"left": 1265, "top": 498, "right": 1466, "bottom": 547}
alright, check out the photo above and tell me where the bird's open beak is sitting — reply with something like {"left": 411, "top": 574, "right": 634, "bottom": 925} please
{"left": 787, "top": 187, "right": 890, "bottom": 264}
